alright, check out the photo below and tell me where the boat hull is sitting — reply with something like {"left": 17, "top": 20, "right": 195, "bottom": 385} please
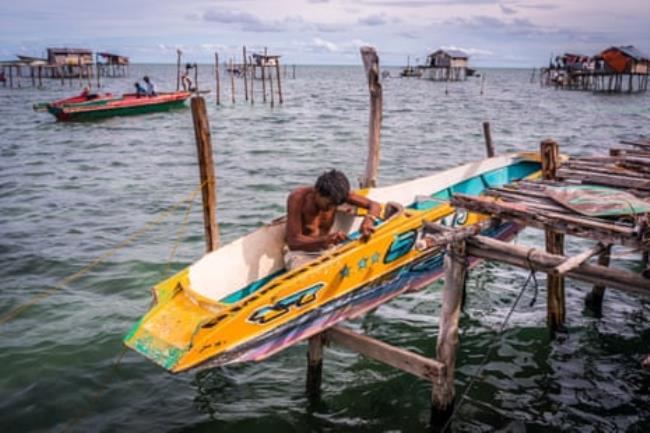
{"left": 47, "top": 93, "right": 190, "bottom": 121}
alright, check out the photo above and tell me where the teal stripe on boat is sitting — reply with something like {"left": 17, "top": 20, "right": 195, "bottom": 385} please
{"left": 220, "top": 269, "right": 286, "bottom": 304}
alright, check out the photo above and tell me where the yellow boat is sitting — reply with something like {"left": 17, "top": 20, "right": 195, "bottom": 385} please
{"left": 124, "top": 152, "right": 541, "bottom": 372}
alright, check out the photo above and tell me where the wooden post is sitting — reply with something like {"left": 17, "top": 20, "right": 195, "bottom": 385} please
{"left": 293, "top": 64, "right": 296, "bottom": 79}
{"left": 243, "top": 46, "right": 248, "bottom": 102}
{"left": 261, "top": 62, "right": 267, "bottom": 103}
{"left": 9, "top": 65, "right": 13, "bottom": 88}
{"left": 176, "top": 49, "right": 182, "bottom": 91}
{"left": 249, "top": 56, "right": 254, "bottom": 104}
{"left": 190, "top": 97, "right": 220, "bottom": 252}
{"left": 96, "top": 54, "right": 101, "bottom": 88}
{"left": 480, "top": 74, "right": 485, "bottom": 96}
{"left": 585, "top": 245, "right": 611, "bottom": 317}
{"left": 269, "top": 68, "right": 274, "bottom": 108}
{"left": 431, "top": 241, "right": 467, "bottom": 426}
{"left": 306, "top": 334, "right": 325, "bottom": 398}
{"left": 541, "top": 139, "right": 565, "bottom": 335}
{"left": 194, "top": 63, "right": 199, "bottom": 92}
{"left": 38, "top": 66, "right": 42, "bottom": 89}
{"left": 483, "top": 121, "right": 495, "bottom": 157}
{"left": 275, "top": 60, "right": 283, "bottom": 104}
{"left": 30, "top": 66, "right": 36, "bottom": 87}
{"left": 214, "top": 53, "right": 220, "bottom": 105}
{"left": 59, "top": 66, "right": 64, "bottom": 87}
{"left": 230, "top": 58, "right": 235, "bottom": 104}
{"left": 360, "top": 46, "right": 382, "bottom": 188}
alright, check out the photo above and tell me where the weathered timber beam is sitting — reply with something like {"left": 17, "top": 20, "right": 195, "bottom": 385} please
{"left": 466, "top": 235, "right": 650, "bottom": 295}
{"left": 326, "top": 326, "right": 445, "bottom": 381}
{"left": 556, "top": 168, "right": 650, "bottom": 190}
{"left": 452, "top": 193, "right": 637, "bottom": 237}
{"left": 621, "top": 139, "right": 650, "bottom": 149}
{"left": 419, "top": 219, "right": 497, "bottom": 248}
{"left": 552, "top": 242, "right": 608, "bottom": 276}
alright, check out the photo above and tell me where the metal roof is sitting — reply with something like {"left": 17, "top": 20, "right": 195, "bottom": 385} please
{"left": 614, "top": 45, "right": 649, "bottom": 61}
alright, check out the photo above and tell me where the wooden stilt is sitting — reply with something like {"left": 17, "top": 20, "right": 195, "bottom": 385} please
{"left": 190, "top": 96, "right": 220, "bottom": 252}
{"left": 483, "top": 121, "right": 494, "bottom": 157}
{"left": 230, "top": 58, "right": 235, "bottom": 104}
{"left": 360, "top": 46, "right": 382, "bottom": 188}
{"left": 249, "top": 57, "right": 254, "bottom": 104}
{"left": 30, "top": 67, "right": 35, "bottom": 87}
{"left": 431, "top": 240, "right": 467, "bottom": 427}
{"left": 585, "top": 244, "right": 612, "bottom": 317}
{"left": 293, "top": 64, "right": 296, "bottom": 79}
{"left": 9, "top": 65, "right": 13, "bottom": 88}
{"left": 541, "top": 139, "right": 565, "bottom": 335}
{"left": 268, "top": 68, "right": 274, "bottom": 108}
{"left": 275, "top": 61, "right": 283, "bottom": 104}
{"left": 214, "top": 53, "right": 220, "bottom": 105}
{"left": 261, "top": 62, "right": 267, "bottom": 103}
{"left": 243, "top": 46, "right": 248, "bottom": 102}
{"left": 306, "top": 334, "right": 325, "bottom": 398}
{"left": 38, "top": 66, "right": 42, "bottom": 89}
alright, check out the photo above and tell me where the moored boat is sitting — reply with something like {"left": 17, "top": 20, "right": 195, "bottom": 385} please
{"left": 46, "top": 91, "right": 191, "bottom": 121}
{"left": 33, "top": 93, "right": 116, "bottom": 112}
{"left": 124, "top": 152, "right": 542, "bottom": 372}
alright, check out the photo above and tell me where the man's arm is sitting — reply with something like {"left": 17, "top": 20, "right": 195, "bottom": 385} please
{"left": 346, "top": 192, "right": 382, "bottom": 240}
{"left": 285, "top": 190, "right": 344, "bottom": 252}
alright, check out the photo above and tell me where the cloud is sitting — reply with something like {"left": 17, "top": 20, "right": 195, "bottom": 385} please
{"left": 358, "top": 13, "right": 389, "bottom": 26}
{"left": 308, "top": 0, "right": 330, "bottom": 2}
{"left": 359, "top": 0, "right": 500, "bottom": 6}
{"left": 312, "top": 37, "right": 339, "bottom": 52}
{"left": 202, "top": 9, "right": 285, "bottom": 32}
{"left": 441, "top": 45, "right": 493, "bottom": 56}
{"left": 499, "top": 4, "right": 517, "bottom": 15}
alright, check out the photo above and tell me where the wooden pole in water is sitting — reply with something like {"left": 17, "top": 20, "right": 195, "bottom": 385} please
{"left": 261, "top": 61, "right": 267, "bottom": 103}
{"left": 249, "top": 56, "right": 254, "bottom": 104}
{"left": 431, "top": 240, "right": 467, "bottom": 427}
{"left": 230, "top": 58, "right": 235, "bottom": 103}
{"left": 293, "top": 64, "right": 296, "bottom": 79}
{"left": 306, "top": 334, "right": 325, "bottom": 398}
{"left": 480, "top": 74, "right": 485, "bottom": 95}
{"left": 275, "top": 59, "right": 283, "bottom": 104}
{"left": 194, "top": 63, "right": 199, "bottom": 93}
{"left": 360, "top": 46, "right": 382, "bottom": 188}
{"left": 243, "top": 46, "right": 249, "bottom": 102}
{"left": 191, "top": 96, "right": 220, "bottom": 252}
{"left": 176, "top": 49, "right": 182, "bottom": 91}
{"left": 96, "top": 54, "right": 101, "bottom": 88}
{"left": 268, "top": 68, "right": 274, "bottom": 107}
{"left": 541, "top": 138, "right": 565, "bottom": 336}
{"left": 30, "top": 66, "right": 35, "bottom": 87}
{"left": 585, "top": 245, "right": 611, "bottom": 317}
{"left": 214, "top": 53, "right": 220, "bottom": 105}
{"left": 483, "top": 121, "right": 495, "bottom": 157}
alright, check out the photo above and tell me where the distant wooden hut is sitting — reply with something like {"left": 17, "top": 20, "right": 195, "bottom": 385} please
{"left": 47, "top": 48, "right": 93, "bottom": 79}
{"left": 96, "top": 52, "right": 129, "bottom": 77}
{"left": 421, "top": 49, "right": 469, "bottom": 81}
{"left": 541, "top": 45, "right": 648, "bottom": 93}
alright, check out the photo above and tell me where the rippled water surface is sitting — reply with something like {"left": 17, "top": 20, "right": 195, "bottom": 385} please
{"left": 1, "top": 65, "right": 649, "bottom": 433}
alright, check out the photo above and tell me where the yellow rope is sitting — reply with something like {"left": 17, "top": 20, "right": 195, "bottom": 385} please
{"left": 0, "top": 180, "right": 206, "bottom": 327}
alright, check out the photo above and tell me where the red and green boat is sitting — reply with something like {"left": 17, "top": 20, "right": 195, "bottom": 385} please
{"left": 33, "top": 93, "right": 117, "bottom": 112}
{"left": 44, "top": 91, "right": 191, "bottom": 121}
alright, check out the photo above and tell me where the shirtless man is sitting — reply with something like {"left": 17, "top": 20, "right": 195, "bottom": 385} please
{"left": 284, "top": 169, "right": 381, "bottom": 270}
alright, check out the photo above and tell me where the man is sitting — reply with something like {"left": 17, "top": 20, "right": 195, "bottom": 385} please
{"left": 143, "top": 76, "right": 156, "bottom": 96}
{"left": 285, "top": 169, "right": 381, "bottom": 270}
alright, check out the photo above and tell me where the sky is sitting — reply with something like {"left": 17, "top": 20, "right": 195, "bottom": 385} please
{"left": 1, "top": 0, "right": 648, "bottom": 67}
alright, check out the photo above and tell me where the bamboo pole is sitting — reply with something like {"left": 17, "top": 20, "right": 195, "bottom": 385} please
{"left": 431, "top": 240, "right": 467, "bottom": 426}
{"left": 190, "top": 96, "right": 220, "bottom": 252}
{"left": 243, "top": 46, "right": 248, "bottom": 102}
{"left": 360, "top": 46, "right": 382, "bottom": 188}
{"left": 275, "top": 60, "right": 283, "bottom": 104}
{"left": 483, "top": 121, "right": 494, "bottom": 157}
{"left": 261, "top": 62, "right": 267, "bottom": 103}
{"left": 585, "top": 244, "right": 612, "bottom": 317}
{"left": 541, "top": 139, "right": 565, "bottom": 335}
{"left": 214, "top": 53, "right": 220, "bottom": 105}
{"left": 306, "top": 334, "right": 324, "bottom": 398}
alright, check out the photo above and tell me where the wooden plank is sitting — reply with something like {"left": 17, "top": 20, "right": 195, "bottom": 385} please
{"left": 420, "top": 219, "right": 497, "bottom": 248}
{"left": 326, "top": 326, "right": 445, "bottom": 381}
{"left": 557, "top": 168, "right": 650, "bottom": 190}
{"left": 552, "top": 242, "right": 607, "bottom": 276}
{"left": 466, "top": 235, "right": 650, "bottom": 295}
{"left": 483, "top": 121, "right": 495, "bottom": 157}
{"left": 360, "top": 46, "right": 382, "bottom": 188}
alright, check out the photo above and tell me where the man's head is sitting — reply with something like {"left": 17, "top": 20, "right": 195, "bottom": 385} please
{"left": 314, "top": 169, "right": 350, "bottom": 209}
{"left": 143, "top": 76, "right": 150, "bottom": 83}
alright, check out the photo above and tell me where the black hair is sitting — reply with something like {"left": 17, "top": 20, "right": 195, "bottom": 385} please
{"left": 143, "top": 76, "right": 150, "bottom": 82}
{"left": 315, "top": 170, "right": 350, "bottom": 205}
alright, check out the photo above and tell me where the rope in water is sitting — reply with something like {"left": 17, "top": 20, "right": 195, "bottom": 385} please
{"left": 440, "top": 262, "right": 540, "bottom": 433}
{"left": 0, "top": 180, "right": 207, "bottom": 327}
{"left": 58, "top": 184, "right": 202, "bottom": 433}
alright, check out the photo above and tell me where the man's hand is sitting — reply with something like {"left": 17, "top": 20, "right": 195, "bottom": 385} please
{"left": 327, "top": 231, "right": 348, "bottom": 246}
{"left": 360, "top": 216, "right": 376, "bottom": 241}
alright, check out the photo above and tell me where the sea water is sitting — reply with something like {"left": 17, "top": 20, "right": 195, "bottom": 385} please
{"left": 1, "top": 64, "right": 649, "bottom": 432}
